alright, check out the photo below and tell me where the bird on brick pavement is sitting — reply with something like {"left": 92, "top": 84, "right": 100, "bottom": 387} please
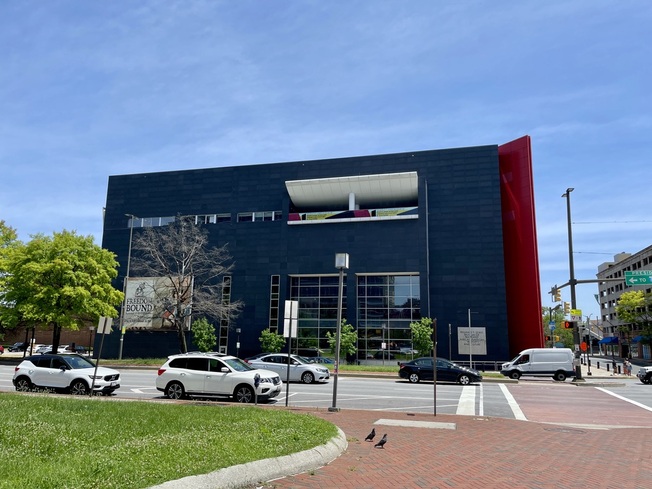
{"left": 374, "top": 434, "right": 387, "bottom": 449}
{"left": 364, "top": 428, "right": 375, "bottom": 442}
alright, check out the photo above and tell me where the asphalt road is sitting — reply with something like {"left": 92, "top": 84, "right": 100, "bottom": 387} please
{"left": 2, "top": 365, "right": 651, "bottom": 426}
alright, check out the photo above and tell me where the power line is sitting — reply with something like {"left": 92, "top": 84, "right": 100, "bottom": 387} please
{"left": 573, "top": 220, "right": 652, "bottom": 224}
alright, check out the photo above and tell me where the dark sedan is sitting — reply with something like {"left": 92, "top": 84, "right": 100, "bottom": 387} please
{"left": 398, "top": 357, "right": 482, "bottom": 385}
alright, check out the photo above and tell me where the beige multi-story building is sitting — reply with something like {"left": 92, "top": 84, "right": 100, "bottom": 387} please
{"left": 597, "top": 245, "right": 652, "bottom": 360}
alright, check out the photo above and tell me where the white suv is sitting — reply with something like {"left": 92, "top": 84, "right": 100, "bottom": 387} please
{"left": 637, "top": 366, "right": 652, "bottom": 384}
{"left": 155, "top": 353, "right": 283, "bottom": 403}
{"left": 13, "top": 354, "right": 121, "bottom": 395}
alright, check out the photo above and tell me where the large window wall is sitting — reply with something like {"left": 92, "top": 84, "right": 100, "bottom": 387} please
{"left": 289, "top": 276, "right": 346, "bottom": 352}
{"left": 357, "top": 274, "right": 420, "bottom": 360}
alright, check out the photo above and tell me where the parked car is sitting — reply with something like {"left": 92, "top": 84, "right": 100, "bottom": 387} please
{"left": 637, "top": 366, "right": 652, "bottom": 384}
{"left": 370, "top": 350, "right": 396, "bottom": 360}
{"left": 247, "top": 353, "right": 330, "bottom": 384}
{"left": 12, "top": 353, "right": 121, "bottom": 395}
{"left": 156, "top": 352, "right": 283, "bottom": 403}
{"left": 8, "top": 342, "right": 27, "bottom": 352}
{"left": 398, "top": 357, "right": 483, "bottom": 385}
{"left": 63, "top": 345, "right": 87, "bottom": 355}
{"left": 311, "top": 356, "right": 335, "bottom": 365}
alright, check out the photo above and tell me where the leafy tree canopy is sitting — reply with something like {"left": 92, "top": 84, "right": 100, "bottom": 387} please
{"left": 0, "top": 231, "right": 123, "bottom": 348}
{"left": 191, "top": 317, "right": 217, "bottom": 352}
{"left": 616, "top": 290, "right": 652, "bottom": 341}
{"left": 259, "top": 328, "right": 286, "bottom": 353}
{"left": 326, "top": 320, "right": 358, "bottom": 361}
{"left": 410, "top": 317, "right": 434, "bottom": 357}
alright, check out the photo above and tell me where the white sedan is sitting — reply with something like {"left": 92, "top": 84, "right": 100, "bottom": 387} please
{"left": 247, "top": 353, "right": 330, "bottom": 384}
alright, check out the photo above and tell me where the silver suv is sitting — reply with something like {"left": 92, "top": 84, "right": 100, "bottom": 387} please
{"left": 155, "top": 353, "right": 283, "bottom": 403}
{"left": 13, "top": 354, "right": 121, "bottom": 395}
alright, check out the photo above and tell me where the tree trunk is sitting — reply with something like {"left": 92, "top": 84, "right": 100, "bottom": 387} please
{"left": 177, "top": 319, "right": 188, "bottom": 353}
{"left": 51, "top": 323, "right": 62, "bottom": 351}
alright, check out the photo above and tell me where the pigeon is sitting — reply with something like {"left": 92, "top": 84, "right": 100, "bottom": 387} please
{"left": 364, "top": 428, "right": 376, "bottom": 442}
{"left": 374, "top": 434, "right": 387, "bottom": 449}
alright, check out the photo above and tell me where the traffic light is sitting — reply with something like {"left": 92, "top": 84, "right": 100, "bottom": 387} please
{"left": 545, "top": 335, "right": 551, "bottom": 341}
{"left": 553, "top": 287, "right": 561, "bottom": 302}
{"left": 564, "top": 321, "right": 575, "bottom": 329}
{"left": 554, "top": 335, "right": 560, "bottom": 341}
{"left": 563, "top": 302, "right": 570, "bottom": 314}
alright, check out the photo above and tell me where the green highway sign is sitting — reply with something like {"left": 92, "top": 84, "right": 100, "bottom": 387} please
{"left": 625, "top": 270, "right": 652, "bottom": 286}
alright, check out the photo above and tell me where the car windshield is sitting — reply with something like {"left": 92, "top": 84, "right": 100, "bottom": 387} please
{"left": 292, "top": 355, "right": 311, "bottom": 364}
{"left": 223, "top": 357, "right": 255, "bottom": 372}
{"left": 63, "top": 355, "right": 96, "bottom": 369}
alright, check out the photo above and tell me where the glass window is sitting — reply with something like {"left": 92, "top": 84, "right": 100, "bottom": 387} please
{"left": 187, "top": 357, "right": 208, "bottom": 371}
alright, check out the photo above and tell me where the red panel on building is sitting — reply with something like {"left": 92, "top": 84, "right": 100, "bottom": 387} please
{"left": 499, "top": 136, "right": 544, "bottom": 355}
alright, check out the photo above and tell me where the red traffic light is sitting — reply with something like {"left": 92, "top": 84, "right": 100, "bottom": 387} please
{"left": 563, "top": 321, "right": 574, "bottom": 329}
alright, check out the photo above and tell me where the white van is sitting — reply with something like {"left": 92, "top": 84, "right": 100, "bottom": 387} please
{"left": 500, "top": 348, "right": 576, "bottom": 381}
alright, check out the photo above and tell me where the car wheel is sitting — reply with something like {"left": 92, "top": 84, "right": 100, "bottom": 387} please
{"left": 408, "top": 373, "right": 420, "bottom": 383}
{"left": 15, "top": 377, "right": 32, "bottom": 392}
{"left": 301, "top": 372, "right": 315, "bottom": 384}
{"left": 70, "top": 380, "right": 89, "bottom": 395}
{"left": 165, "top": 381, "right": 185, "bottom": 400}
{"left": 458, "top": 374, "right": 471, "bottom": 385}
{"left": 234, "top": 385, "right": 254, "bottom": 403}
{"left": 553, "top": 371, "right": 567, "bottom": 382}
{"left": 509, "top": 371, "right": 521, "bottom": 380}
{"left": 643, "top": 374, "right": 652, "bottom": 385}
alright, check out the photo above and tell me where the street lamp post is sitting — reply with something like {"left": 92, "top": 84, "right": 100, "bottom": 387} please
{"left": 329, "top": 252, "right": 349, "bottom": 413}
{"left": 118, "top": 214, "right": 137, "bottom": 360}
{"left": 562, "top": 188, "right": 583, "bottom": 380}
{"left": 235, "top": 328, "right": 241, "bottom": 358}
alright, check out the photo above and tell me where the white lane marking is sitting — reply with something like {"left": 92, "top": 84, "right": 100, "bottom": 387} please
{"left": 456, "top": 386, "right": 476, "bottom": 415}
{"left": 596, "top": 387, "right": 652, "bottom": 412}
{"left": 499, "top": 383, "right": 527, "bottom": 420}
{"left": 479, "top": 383, "right": 484, "bottom": 416}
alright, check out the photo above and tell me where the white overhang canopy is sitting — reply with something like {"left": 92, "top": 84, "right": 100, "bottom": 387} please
{"left": 285, "top": 172, "right": 418, "bottom": 209}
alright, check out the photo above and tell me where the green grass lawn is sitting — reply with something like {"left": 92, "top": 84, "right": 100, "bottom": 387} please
{"left": 0, "top": 393, "right": 337, "bottom": 489}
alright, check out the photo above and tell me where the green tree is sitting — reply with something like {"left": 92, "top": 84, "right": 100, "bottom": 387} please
{"left": 0, "top": 231, "right": 123, "bottom": 350}
{"left": 410, "top": 317, "right": 434, "bottom": 357}
{"left": 541, "top": 306, "right": 572, "bottom": 348}
{"left": 616, "top": 290, "right": 652, "bottom": 343}
{"left": 259, "top": 328, "right": 286, "bottom": 353}
{"left": 130, "top": 216, "right": 243, "bottom": 353}
{"left": 0, "top": 220, "right": 20, "bottom": 340}
{"left": 325, "top": 320, "right": 358, "bottom": 363}
{"left": 192, "top": 317, "right": 217, "bottom": 352}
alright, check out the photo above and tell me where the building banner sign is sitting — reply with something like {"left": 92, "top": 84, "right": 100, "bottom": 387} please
{"left": 457, "top": 327, "right": 487, "bottom": 355}
{"left": 124, "top": 277, "right": 193, "bottom": 330}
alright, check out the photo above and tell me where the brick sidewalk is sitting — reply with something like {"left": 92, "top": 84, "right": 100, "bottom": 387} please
{"left": 255, "top": 408, "right": 652, "bottom": 489}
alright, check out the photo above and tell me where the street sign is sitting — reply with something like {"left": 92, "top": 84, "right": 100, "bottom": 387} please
{"left": 570, "top": 309, "right": 582, "bottom": 322}
{"left": 625, "top": 270, "right": 652, "bottom": 286}
{"left": 550, "top": 325, "right": 556, "bottom": 331}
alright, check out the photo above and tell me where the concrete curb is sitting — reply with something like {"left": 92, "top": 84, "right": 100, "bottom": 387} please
{"left": 148, "top": 427, "right": 347, "bottom": 489}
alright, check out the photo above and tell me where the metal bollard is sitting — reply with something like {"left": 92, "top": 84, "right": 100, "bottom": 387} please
{"left": 597, "top": 361, "right": 600, "bottom": 369}
{"left": 606, "top": 363, "right": 610, "bottom": 372}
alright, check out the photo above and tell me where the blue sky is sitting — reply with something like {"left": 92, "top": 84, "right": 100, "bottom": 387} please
{"left": 1, "top": 1, "right": 650, "bottom": 320}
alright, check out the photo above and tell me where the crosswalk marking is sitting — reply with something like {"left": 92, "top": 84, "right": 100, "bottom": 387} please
{"left": 499, "top": 383, "right": 527, "bottom": 420}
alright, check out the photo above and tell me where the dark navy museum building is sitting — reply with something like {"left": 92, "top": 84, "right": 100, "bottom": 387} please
{"left": 101, "top": 136, "right": 543, "bottom": 362}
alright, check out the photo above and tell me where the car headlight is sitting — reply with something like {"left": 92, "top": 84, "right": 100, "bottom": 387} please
{"left": 259, "top": 377, "right": 272, "bottom": 383}
{"left": 317, "top": 368, "right": 328, "bottom": 373}
{"left": 88, "top": 375, "right": 104, "bottom": 380}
